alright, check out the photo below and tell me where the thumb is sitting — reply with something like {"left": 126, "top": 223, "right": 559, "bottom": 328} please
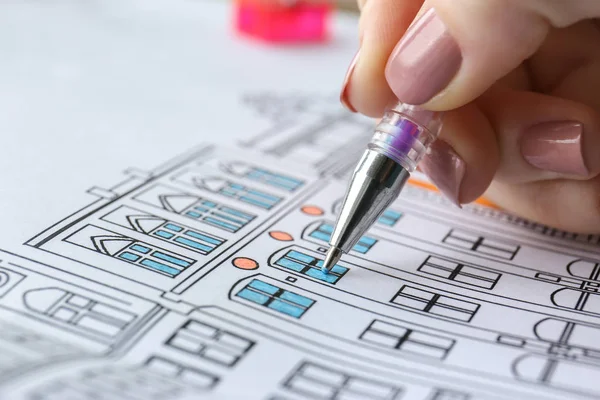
{"left": 385, "top": 0, "right": 600, "bottom": 109}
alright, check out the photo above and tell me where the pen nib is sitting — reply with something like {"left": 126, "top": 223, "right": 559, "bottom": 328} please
{"left": 322, "top": 246, "right": 342, "bottom": 274}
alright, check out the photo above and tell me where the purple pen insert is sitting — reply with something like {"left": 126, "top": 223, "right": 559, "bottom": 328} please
{"left": 369, "top": 103, "right": 443, "bottom": 171}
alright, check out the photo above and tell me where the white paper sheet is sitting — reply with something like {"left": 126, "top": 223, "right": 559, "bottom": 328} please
{"left": 2, "top": 2, "right": 600, "bottom": 400}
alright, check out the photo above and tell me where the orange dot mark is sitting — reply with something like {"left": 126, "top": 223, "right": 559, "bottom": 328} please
{"left": 269, "top": 231, "right": 294, "bottom": 241}
{"left": 232, "top": 257, "right": 258, "bottom": 270}
{"left": 301, "top": 205, "right": 324, "bottom": 216}
{"left": 408, "top": 178, "right": 499, "bottom": 209}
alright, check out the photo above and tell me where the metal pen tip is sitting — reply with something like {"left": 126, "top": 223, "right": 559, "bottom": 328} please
{"left": 321, "top": 246, "right": 342, "bottom": 274}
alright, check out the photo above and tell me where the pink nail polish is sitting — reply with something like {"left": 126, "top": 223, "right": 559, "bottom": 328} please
{"left": 385, "top": 8, "right": 462, "bottom": 105}
{"left": 419, "top": 139, "right": 466, "bottom": 207}
{"left": 521, "top": 121, "right": 588, "bottom": 176}
{"left": 340, "top": 51, "right": 359, "bottom": 113}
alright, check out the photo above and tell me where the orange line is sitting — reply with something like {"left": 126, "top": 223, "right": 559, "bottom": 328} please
{"left": 407, "top": 178, "right": 499, "bottom": 209}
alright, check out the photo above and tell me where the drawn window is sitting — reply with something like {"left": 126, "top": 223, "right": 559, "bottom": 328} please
{"left": 152, "top": 222, "right": 224, "bottom": 255}
{"left": 201, "top": 178, "right": 283, "bottom": 210}
{"left": 117, "top": 242, "right": 193, "bottom": 277}
{"left": 359, "top": 320, "right": 455, "bottom": 360}
{"left": 391, "top": 285, "right": 480, "bottom": 322}
{"left": 166, "top": 320, "right": 254, "bottom": 367}
{"left": 429, "top": 389, "right": 471, "bottom": 400}
{"left": 378, "top": 209, "right": 403, "bottom": 227}
{"left": 184, "top": 200, "right": 255, "bottom": 232}
{"left": 283, "top": 362, "right": 403, "bottom": 400}
{"left": 236, "top": 279, "right": 315, "bottom": 318}
{"left": 64, "top": 225, "right": 195, "bottom": 278}
{"left": 102, "top": 206, "right": 225, "bottom": 256}
{"left": 244, "top": 167, "right": 304, "bottom": 192}
{"left": 274, "top": 250, "right": 348, "bottom": 284}
{"left": 23, "top": 288, "right": 135, "bottom": 338}
{"left": 442, "top": 230, "right": 519, "bottom": 260}
{"left": 418, "top": 256, "right": 501, "bottom": 290}
{"left": 145, "top": 356, "right": 219, "bottom": 389}
{"left": 309, "top": 223, "right": 377, "bottom": 254}
{"left": 133, "top": 185, "right": 256, "bottom": 233}
{"left": 27, "top": 364, "right": 215, "bottom": 399}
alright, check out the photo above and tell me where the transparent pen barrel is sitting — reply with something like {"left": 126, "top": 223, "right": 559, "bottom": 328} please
{"left": 368, "top": 103, "right": 443, "bottom": 171}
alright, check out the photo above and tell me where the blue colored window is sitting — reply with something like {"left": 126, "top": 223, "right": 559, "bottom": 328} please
{"left": 216, "top": 181, "right": 282, "bottom": 210}
{"left": 116, "top": 241, "right": 194, "bottom": 278}
{"left": 149, "top": 222, "right": 224, "bottom": 256}
{"left": 236, "top": 279, "right": 315, "bottom": 318}
{"left": 309, "top": 223, "right": 378, "bottom": 254}
{"left": 245, "top": 168, "right": 304, "bottom": 192}
{"left": 181, "top": 199, "right": 256, "bottom": 233}
{"left": 378, "top": 209, "right": 403, "bottom": 227}
{"left": 274, "top": 250, "right": 348, "bottom": 284}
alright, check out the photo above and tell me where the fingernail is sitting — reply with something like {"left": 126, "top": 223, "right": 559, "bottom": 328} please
{"left": 385, "top": 8, "right": 462, "bottom": 105}
{"left": 521, "top": 121, "right": 588, "bottom": 176}
{"left": 340, "top": 51, "right": 359, "bottom": 113}
{"left": 419, "top": 139, "right": 466, "bottom": 207}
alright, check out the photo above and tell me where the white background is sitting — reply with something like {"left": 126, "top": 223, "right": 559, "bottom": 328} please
{"left": 0, "top": 0, "right": 360, "bottom": 249}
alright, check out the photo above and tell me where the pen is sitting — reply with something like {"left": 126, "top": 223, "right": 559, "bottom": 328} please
{"left": 321, "top": 102, "right": 444, "bottom": 273}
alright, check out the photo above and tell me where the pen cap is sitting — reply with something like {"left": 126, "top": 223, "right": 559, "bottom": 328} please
{"left": 369, "top": 102, "right": 443, "bottom": 171}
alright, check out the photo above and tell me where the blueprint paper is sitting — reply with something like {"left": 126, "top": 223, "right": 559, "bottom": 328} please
{"left": 1, "top": 93, "right": 600, "bottom": 400}
{"left": 2, "top": 2, "right": 600, "bottom": 400}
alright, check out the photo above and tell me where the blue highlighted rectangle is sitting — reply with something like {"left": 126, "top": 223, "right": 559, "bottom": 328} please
{"left": 184, "top": 230, "right": 222, "bottom": 245}
{"left": 280, "top": 291, "right": 314, "bottom": 308}
{"left": 320, "top": 224, "right": 334, "bottom": 234}
{"left": 204, "top": 217, "right": 236, "bottom": 232}
{"left": 175, "top": 237, "right": 212, "bottom": 253}
{"left": 211, "top": 211, "right": 245, "bottom": 225}
{"left": 202, "top": 200, "right": 217, "bottom": 207}
{"left": 236, "top": 288, "right": 269, "bottom": 305}
{"left": 378, "top": 209, "right": 402, "bottom": 226}
{"left": 140, "top": 259, "right": 180, "bottom": 276}
{"left": 249, "top": 279, "right": 279, "bottom": 295}
{"left": 275, "top": 250, "right": 348, "bottom": 285}
{"left": 276, "top": 258, "right": 305, "bottom": 272}
{"left": 359, "top": 236, "right": 377, "bottom": 246}
{"left": 353, "top": 244, "right": 368, "bottom": 254}
{"left": 237, "top": 279, "right": 315, "bottom": 319}
{"left": 185, "top": 211, "right": 201, "bottom": 219}
{"left": 247, "top": 190, "right": 279, "bottom": 202}
{"left": 240, "top": 196, "right": 272, "bottom": 209}
{"left": 154, "top": 230, "right": 174, "bottom": 239}
{"left": 330, "top": 265, "right": 348, "bottom": 275}
{"left": 119, "top": 252, "right": 140, "bottom": 262}
{"left": 309, "top": 230, "right": 331, "bottom": 242}
{"left": 152, "top": 252, "right": 190, "bottom": 268}
{"left": 268, "top": 299, "right": 305, "bottom": 318}
{"left": 164, "top": 224, "right": 183, "bottom": 232}
{"left": 220, "top": 207, "right": 254, "bottom": 220}
{"left": 306, "top": 268, "right": 339, "bottom": 284}
{"left": 130, "top": 244, "right": 150, "bottom": 254}
{"left": 288, "top": 251, "right": 315, "bottom": 264}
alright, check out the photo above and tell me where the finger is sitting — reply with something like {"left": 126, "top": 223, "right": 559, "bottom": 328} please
{"left": 419, "top": 102, "right": 499, "bottom": 206}
{"left": 485, "top": 176, "right": 600, "bottom": 234}
{"left": 527, "top": 21, "right": 600, "bottom": 99}
{"left": 340, "top": 0, "right": 423, "bottom": 117}
{"left": 477, "top": 88, "right": 600, "bottom": 183}
{"left": 383, "top": 0, "right": 600, "bottom": 110}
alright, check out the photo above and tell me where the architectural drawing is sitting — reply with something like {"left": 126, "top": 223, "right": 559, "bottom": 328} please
{"left": 1, "top": 94, "right": 600, "bottom": 399}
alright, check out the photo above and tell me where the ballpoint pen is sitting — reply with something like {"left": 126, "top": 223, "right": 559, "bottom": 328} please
{"left": 321, "top": 102, "right": 444, "bottom": 273}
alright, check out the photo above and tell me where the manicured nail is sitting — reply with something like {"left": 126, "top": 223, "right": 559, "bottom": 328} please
{"left": 419, "top": 139, "right": 466, "bottom": 207}
{"left": 340, "top": 51, "right": 359, "bottom": 113}
{"left": 385, "top": 8, "right": 462, "bottom": 105}
{"left": 521, "top": 121, "right": 588, "bottom": 176}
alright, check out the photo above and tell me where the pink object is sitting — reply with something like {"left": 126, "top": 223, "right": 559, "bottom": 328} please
{"left": 234, "top": 0, "right": 331, "bottom": 43}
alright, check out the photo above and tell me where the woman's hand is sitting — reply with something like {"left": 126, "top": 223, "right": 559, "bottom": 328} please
{"left": 341, "top": 0, "right": 600, "bottom": 233}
